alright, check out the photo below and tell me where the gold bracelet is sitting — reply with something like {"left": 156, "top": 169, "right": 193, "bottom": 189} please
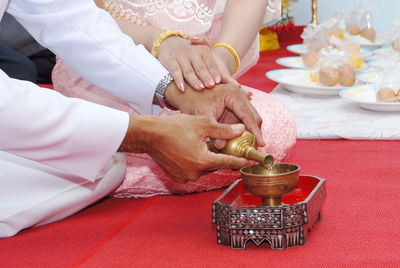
{"left": 212, "top": 42, "right": 240, "bottom": 74}
{"left": 151, "top": 30, "right": 189, "bottom": 58}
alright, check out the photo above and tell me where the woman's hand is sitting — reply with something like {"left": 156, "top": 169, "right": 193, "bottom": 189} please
{"left": 212, "top": 53, "right": 240, "bottom": 86}
{"left": 212, "top": 51, "right": 253, "bottom": 100}
{"left": 189, "top": 36, "right": 252, "bottom": 98}
{"left": 157, "top": 36, "right": 221, "bottom": 92}
{"left": 190, "top": 36, "right": 238, "bottom": 86}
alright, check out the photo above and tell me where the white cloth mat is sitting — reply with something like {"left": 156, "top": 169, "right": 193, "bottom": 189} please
{"left": 270, "top": 85, "right": 400, "bottom": 139}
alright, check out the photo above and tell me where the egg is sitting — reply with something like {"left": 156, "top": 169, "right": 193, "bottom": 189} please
{"left": 319, "top": 67, "right": 339, "bottom": 86}
{"left": 347, "top": 24, "right": 361, "bottom": 36}
{"left": 339, "top": 64, "right": 356, "bottom": 86}
{"left": 392, "top": 38, "right": 400, "bottom": 53}
{"left": 377, "top": 87, "right": 397, "bottom": 102}
{"left": 302, "top": 51, "right": 319, "bottom": 68}
{"left": 360, "top": 27, "right": 376, "bottom": 42}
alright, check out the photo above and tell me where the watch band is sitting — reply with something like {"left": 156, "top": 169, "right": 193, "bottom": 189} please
{"left": 155, "top": 73, "right": 175, "bottom": 109}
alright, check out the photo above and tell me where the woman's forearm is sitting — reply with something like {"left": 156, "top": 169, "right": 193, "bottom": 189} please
{"left": 214, "top": 0, "right": 269, "bottom": 73}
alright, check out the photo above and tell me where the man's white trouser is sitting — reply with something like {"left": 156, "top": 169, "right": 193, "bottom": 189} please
{"left": 0, "top": 151, "right": 126, "bottom": 238}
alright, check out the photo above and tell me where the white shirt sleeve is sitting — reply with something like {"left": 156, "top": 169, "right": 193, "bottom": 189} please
{"left": 6, "top": 0, "right": 169, "bottom": 115}
{"left": 0, "top": 71, "right": 129, "bottom": 182}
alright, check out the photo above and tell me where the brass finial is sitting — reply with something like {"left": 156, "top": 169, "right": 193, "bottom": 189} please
{"left": 311, "top": 0, "right": 318, "bottom": 25}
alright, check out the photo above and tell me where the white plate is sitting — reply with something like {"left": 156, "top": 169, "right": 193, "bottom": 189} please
{"left": 286, "top": 44, "right": 305, "bottom": 54}
{"left": 286, "top": 43, "right": 373, "bottom": 58}
{"left": 359, "top": 37, "right": 392, "bottom": 49}
{"left": 340, "top": 84, "right": 400, "bottom": 112}
{"left": 358, "top": 71, "right": 383, "bottom": 83}
{"left": 276, "top": 57, "right": 306, "bottom": 69}
{"left": 360, "top": 48, "right": 374, "bottom": 58}
{"left": 373, "top": 46, "right": 392, "bottom": 56}
{"left": 276, "top": 56, "right": 368, "bottom": 70}
{"left": 266, "top": 69, "right": 344, "bottom": 95}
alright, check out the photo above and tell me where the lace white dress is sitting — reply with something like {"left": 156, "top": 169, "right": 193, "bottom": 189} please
{"left": 52, "top": 0, "right": 296, "bottom": 197}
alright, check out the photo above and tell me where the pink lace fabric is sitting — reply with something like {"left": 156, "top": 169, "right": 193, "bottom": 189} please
{"left": 52, "top": 0, "right": 296, "bottom": 198}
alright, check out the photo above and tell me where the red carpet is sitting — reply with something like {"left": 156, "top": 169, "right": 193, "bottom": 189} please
{"left": 2, "top": 27, "right": 400, "bottom": 267}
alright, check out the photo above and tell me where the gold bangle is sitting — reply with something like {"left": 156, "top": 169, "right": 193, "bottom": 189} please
{"left": 151, "top": 30, "right": 189, "bottom": 58}
{"left": 212, "top": 42, "right": 240, "bottom": 74}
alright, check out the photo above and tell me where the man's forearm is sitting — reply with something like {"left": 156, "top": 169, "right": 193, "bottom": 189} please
{"left": 118, "top": 115, "right": 158, "bottom": 153}
{"left": 8, "top": 0, "right": 168, "bottom": 115}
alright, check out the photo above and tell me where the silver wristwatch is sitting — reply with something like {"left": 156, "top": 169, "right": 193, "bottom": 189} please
{"left": 155, "top": 73, "right": 175, "bottom": 109}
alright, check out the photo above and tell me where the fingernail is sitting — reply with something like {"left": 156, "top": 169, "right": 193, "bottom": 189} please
{"left": 214, "top": 76, "right": 221, "bottom": 83}
{"left": 191, "top": 36, "right": 199, "bottom": 40}
{"left": 207, "top": 80, "right": 215, "bottom": 87}
{"left": 231, "top": 78, "right": 238, "bottom": 86}
{"left": 260, "top": 138, "right": 266, "bottom": 147}
{"left": 231, "top": 124, "right": 245, "bottom": 133}
{"left": 198, "top": 82, "right": 205, "bottom": 89}
{"left": 214, "top": 139, "right": 225, "bottom": 150}
{"left": 179, "top": 82, "right": 185, "bottom": 92}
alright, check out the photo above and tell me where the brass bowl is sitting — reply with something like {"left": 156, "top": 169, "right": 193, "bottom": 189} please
{"left": 240, "top": 163, "right": 300, "bottom": 206}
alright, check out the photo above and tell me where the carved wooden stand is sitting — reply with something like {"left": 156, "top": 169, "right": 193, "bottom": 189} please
{"left": 212, "top": 175, "right": 326, "bottom": 249}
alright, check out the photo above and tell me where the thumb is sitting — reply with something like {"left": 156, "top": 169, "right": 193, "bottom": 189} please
{"left": 226, "top": 77, "right": 241, "bottom": 88}
{"left": 220, "top": 70, "right": 237, "bottom": 85}
{"left": 207, "top": 123, "right": 245, "bottom": 141}
{"left": 220, "top": 69, "right": 240, "bottom": 87}
{"left": 207, "top": 151, "right": 253, "bottom": 171}
{"left": 240, "top": 86, "right": 253, "bottom": 99}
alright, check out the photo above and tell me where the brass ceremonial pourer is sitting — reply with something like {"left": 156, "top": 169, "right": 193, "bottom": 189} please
{"left": 221, "top": 130, "right": 274, "bottom": 167}
{"left": 222, "top": 130, "right": 300, "bottom": 207}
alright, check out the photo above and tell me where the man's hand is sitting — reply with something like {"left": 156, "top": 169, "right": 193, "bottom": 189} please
{"left": 118, "top": 114, "right": 253, "bottom": 183}
{"left": 164, "top": 82, "right": 265, "bottom": 147}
